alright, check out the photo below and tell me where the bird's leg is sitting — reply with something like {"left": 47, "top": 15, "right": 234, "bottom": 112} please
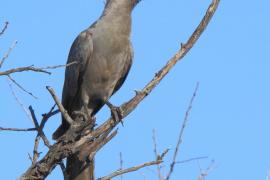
{"left": 72, "top": 110, "right": 89, "bottom": 123}
{"left": 72, "top": 105, "right": 92, "bottom": 123}
{"left": 105, "top": 101, "right": 124, "bottom": 126}
{"left": 72, "top": 107, "right": 95, "bottom": 134}
{"left": 83, "top": 106, "right": 96, "bottom": 130}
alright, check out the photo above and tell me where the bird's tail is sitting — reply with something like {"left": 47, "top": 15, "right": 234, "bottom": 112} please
{"left": 66, "top": 154, "right": 94, "bottom": 180}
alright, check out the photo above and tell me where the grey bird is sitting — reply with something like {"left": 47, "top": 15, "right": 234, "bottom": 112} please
{"left": 53, "top": 0, "right": 139, "bottom": 179}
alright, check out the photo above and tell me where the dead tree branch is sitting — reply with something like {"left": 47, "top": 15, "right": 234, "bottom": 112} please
{"left": 119, "top": 152, "right": 124, "bottom": 180}
{"left": 176, "top": 156, "right": 208, "bottom": 164}
{"left": 7, "top": 78, "right": 33, "bottom": 121}
{"left": 0, "top": 40, "right": 17, "bottom": 68}
{"left": 165, "top": 82, "right": 199, "bottom": 180}
{"left": 0, "top": 21, "right": 9, "bottom": 37}
{"left": 29, "top": 106, "right": 51, "bottom": 148}
{"left": 0, "top": 127, "right": 36, "bottom": 132}
{"left": 152, "top": 129, "right": 164, "bottom": 180}
{"left": 20, "top": 0, "right": 220, "bottom": 179}
{"left": 3, "top": 62, "right": 77, "bottom": 101}
{"left": 0, "top": 65, "right": 51, "bottom": 75}
{"left": 8, "top": 75, "right": 38, "bottom": 99}
{"left": 98, "top": 161, "right": 162, "bottom": 180}
{"left": 198, "top": 160, "right": 216, "bottom": 180}
{"left": 46, "top": 86, "right": 73, "bottom": 125}
{"left": 0, "top": 62, "right": 77, "bottom": 76}
{"left": 97, "top": 149, "right": 169, "bottom": 180}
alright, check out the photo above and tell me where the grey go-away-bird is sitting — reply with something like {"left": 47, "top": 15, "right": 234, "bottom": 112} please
{"left": 53, "top": 0, "right": 139, "bottom": 179}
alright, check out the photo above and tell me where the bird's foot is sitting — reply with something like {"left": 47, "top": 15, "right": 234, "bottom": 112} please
{"left": 72, "top": 111, "right": 90, "bottom": 122}
{"left": 105, "top": 101, "right": 124, "bottom": 126}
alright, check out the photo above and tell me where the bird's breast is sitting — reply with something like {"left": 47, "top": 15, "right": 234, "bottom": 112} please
{"left": 81, "top": 41, "right": 130, "bottom": 101}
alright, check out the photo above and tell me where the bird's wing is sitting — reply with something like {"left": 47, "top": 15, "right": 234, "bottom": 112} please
{"left": 112, "top": 43, "right": 133, "bottom": 94}
{"left": 62, "top": 30, "right": 93, "bottom": 111}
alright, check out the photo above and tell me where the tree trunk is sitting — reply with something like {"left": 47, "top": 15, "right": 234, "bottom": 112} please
{"left": 66, "top": 155, "right": 94, "bottom": 180}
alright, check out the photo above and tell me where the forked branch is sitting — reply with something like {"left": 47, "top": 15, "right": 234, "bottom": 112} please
{"left": 98, "top": 149, "right": 168, "bottom": 180}
{"left": 0, "top": 62, "right": 77, "bottom": 76}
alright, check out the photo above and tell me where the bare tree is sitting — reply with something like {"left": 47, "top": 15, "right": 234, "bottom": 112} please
{"left": 0, "top": 0, "right": 220, "bottom": 179}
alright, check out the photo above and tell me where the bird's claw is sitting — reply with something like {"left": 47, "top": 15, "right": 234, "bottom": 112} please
{"left": 72, "top": 111, "right": 89, "bottom": 122}
{"left": 105, "top": 101, "right": 124, "bottom": 126}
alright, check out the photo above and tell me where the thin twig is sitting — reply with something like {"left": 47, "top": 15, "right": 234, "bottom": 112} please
{"left": 152, "top": 129, "right": 163, "bottom": 180}
{"left": 8, "top": 75, "right": 38, "bottom": 99}
{"left": 176, "top": 156, "right": 208, "bottom": 164}
{"left": 101, "top": 160, "right": 163, "bottom": 180}
{"left": 165, "top": 82, "right": 200, "bottom": 180}
{"left": 29, "top": 105, "right": 60, "bottom": 165}
{"left": 0, "top": 40, "right": 17, "bottom": 68}
{"left": 98, "top": 160, "right": 163, "bottom": 180}
{"left": 7, "top": 78, "right": 33, "bottom": 122}
{"left": 29, "top": 106, "right": 51, "bottom": 164}
{"left": 0, "top": 65, "right": 51, "bottom": 75}
{"left": 46, "top": 86, "right": 73, "bottom": 125}
{"left": 0, "top": 61, "right": 77, "bottom": 76}
{"left": 29, "top": 106, "right": 51, "bottom": 147}
{"left": 198, "top": 160, "right": 216, "bottom": 180}
{"left": 119, "top": 152, "right": 124, "bottom": 180}
{"left": 98, "top": 149, "right": 168, "bottom": 180}
{"left": 0, "top": 21, "right": 9, "bottom": 36}
{"left": 32, "top": 135, "right": 41, "bottom": 164}
{"left": 40, "top": 105, "right": 59, "bottom": 130}
{"left": 29, "top": 105, "right": 59, "bottom": 165}
{"left": 38, "top": 61, "right": 77, "bottom": 70}
{"left": 0, "top": 127, "right": 36, "bottom": 131}
{"left": 30, "top": 105, "right": 60, "bottom": 165}
{"left": 28, "top": 153, "right": 33, "bottom": 164}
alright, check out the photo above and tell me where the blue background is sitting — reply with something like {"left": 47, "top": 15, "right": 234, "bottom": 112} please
{"left": 1, "top": 0, "right": 270, "bottom": 179}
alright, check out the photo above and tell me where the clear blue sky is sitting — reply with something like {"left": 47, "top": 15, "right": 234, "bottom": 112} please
{"left": 1, "top": 0, "right": 270, "bottom": 179}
